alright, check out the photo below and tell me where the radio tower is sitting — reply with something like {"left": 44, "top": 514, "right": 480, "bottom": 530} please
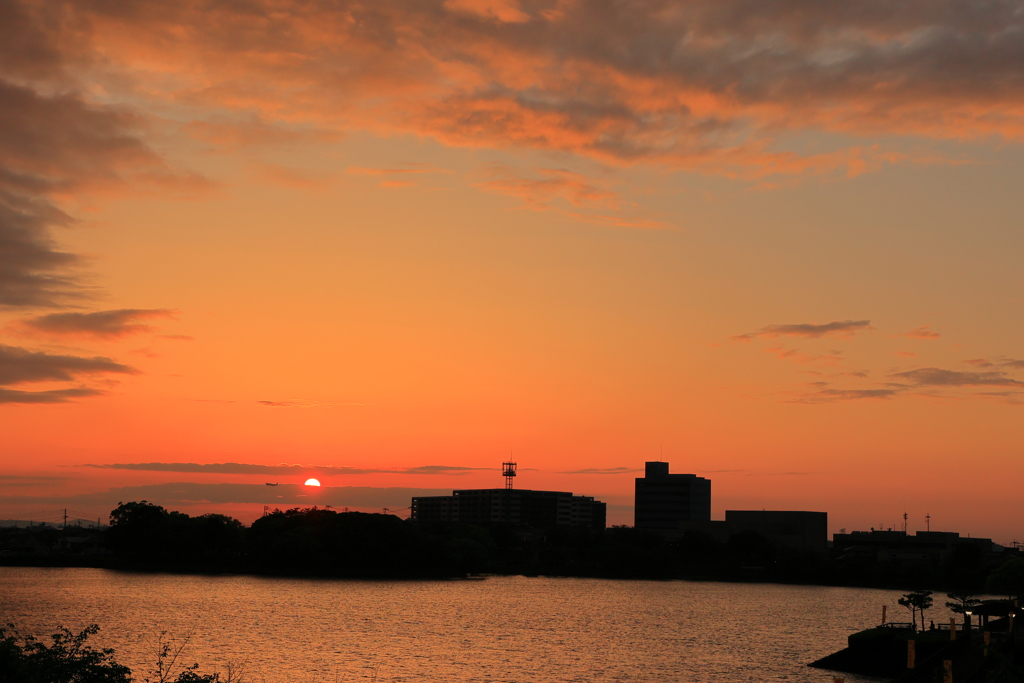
{"left": 926, "top": 513, "right": 931, "bottom": 532}
{"left": 502, "top": 461, "right": 517, "bottom": 489}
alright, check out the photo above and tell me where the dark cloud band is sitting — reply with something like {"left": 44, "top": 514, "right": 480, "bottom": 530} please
{"left": 82, "top": 462, "right": 491, "bottom": 476}
{"left": 2, "top": 482, "right": 453, "bottom": 510}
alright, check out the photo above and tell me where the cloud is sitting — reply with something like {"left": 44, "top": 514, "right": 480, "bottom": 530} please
{"left": 791, "top": 388, "right": 901, "bottom": 404}
{"left": 559, "top": 467, "right": 642, "bottom": 475}
{"left": 0, "top": 475, "right": 73, "bottom": 482}
{"left": 347, "top": 165, "right": 452, "bottom": 189}
{"left": 346, "top": 166, "right": 450, "bottom": 176}
{"left": 891, "top": 367, "right": 1024, "bottom": 387}
{"left": 10, "top": 309, "right": 176, "bottom": 339}
{"left": 8, "top": 0, "right": 1022, "bottom": 187}
{"left": 477, "top": 166, "right": 619, "bottom": 210}
{"left": 0, "top": 386, "right": 106, "bottom": 404}
{"left": 696, "top": 469, "right": 746, "bottom": 474}
{"left": 0, "top": 344, "right": 136, "bottom": 385}
{"left": 734, "top": 320, "right": 873, "bottom": 341}
{"left": 964, "top": 358, "right": 994, "bottom": 368}
{"left": 0, "top": 75, "right": 207, "bottom": 308}
{"left": 746, "top": 471, "right": 816, "bottom": 476}
{"left": 256, "top": 399, "right": 371, "bottom": 408}
{"left": 443, "top": 0, "right": 530, "bottom": 24}
{"left": 783, "top": 362, "right": 1024, "bottom": 404}
{"left": 474, "top": 165, "right": 667, "bottom": 227}
{"left": 0, "top": 344, "right": 136, "bottom": 403}
{"left": 0, "top": 474, "right": 76, "bottom": 488}
{"left": 765, "top": 346, "right": 843, "bottom": 366}
{"left": 82, "top": 462, "right": 490, "bottom": 476}
{"left": 2, "top": 482, "right": 454, "bottom": 510}
{"left": 903, "top": 325, "right": 941, "bottom": 339}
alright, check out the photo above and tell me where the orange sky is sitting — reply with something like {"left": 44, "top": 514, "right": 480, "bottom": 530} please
{"left": 1, "top": 0, "right": 1023, "bottom": 542}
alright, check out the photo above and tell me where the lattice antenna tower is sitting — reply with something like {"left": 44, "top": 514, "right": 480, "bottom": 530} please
{"left": 926, "top": 513, "right": 931, "bottom": 532}
{"left": 502, "top": 461, "right": 517, "bottom": 489}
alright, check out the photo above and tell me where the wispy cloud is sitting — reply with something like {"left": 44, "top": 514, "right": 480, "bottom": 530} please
{"left": 765, "top": 346, "right": 843, "bottom": 366}
{"left": 891, "top": 367, "right": 1024, "bottom": 388}
{"left": 9, "top": 309, "right": 176, "bottom": 339}
{"left": 82, "top": 462, "right": 491, "bottom": 476}
{"left": 476, "top": 166, "right": 619, "bottom": 211}
{"left": 789, "top": 388, "right": 901, "bottom": 404}
{"left": 0, "top": 344, "right": 137, "bottom": 403}
{"left": 256, "top": 399, "right": 371, "bottom": 408}
{"left": 786, "top": 363, "right": 1024, "bottom": 404}
{"left": 5, "top": 0, "right": 1024, "bottom": 194}
{"left": 346, "top": 166, "right": 450, "bottom": 176}
{"left": 0, "top": 345, "right": 136, "bottom": 385}
{"left": 474, "top": 165, "right": 667, "bottom": 228}
{"left": 733, "top": 320, "right": 873, "bottom": 342}
{"left": 0, "top": 73, "right": 209, "bottom": 308}
{"left": 903, "top": 325, "right": 941, "bottom": 340}
{"left": 746, "top": 471, "right": 817, "bottom": 476}
{"left": 3, "top": 482, "right": 454, "bottom": 510}
{"left": 559, "top": 467, "right": 642, "bottom": 475}
{"left": 0, "top": 386, "right": 107, "bottom": 404}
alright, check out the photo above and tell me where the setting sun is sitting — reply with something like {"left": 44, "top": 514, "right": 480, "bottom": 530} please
{"left": 304, "top": 479, "right": 321, "bottom": 487}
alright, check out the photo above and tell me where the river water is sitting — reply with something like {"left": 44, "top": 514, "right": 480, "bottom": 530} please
{"left": 1, "top": 568, "right": 955, "bottom": 682}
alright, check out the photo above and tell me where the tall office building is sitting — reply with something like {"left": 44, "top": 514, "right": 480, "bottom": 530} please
{"left": 634, "top": 461, "right": 711, "bottom": 530}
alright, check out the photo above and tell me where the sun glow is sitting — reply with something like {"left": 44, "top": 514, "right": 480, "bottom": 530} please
{"left": 304, "top": 478, "right": 321, "bottom": 487}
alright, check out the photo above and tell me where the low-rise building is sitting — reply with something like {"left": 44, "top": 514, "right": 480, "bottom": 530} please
{"left": 832, "top": 529, "right": 995, "bottom": 565}
{"left": 411, "top": 488, "right": 606, "bottom": 529}
{"left": 678, "top": 510, "right": 828, "bottom": 554}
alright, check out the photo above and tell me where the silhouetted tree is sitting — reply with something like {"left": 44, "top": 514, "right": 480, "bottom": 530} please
{"left": 986, "top": 558, "right": 1024, "bottom": 600}
{"left": 248, "top": 507, "right": 421, "bottom": 577}
{"left": 945, "top": 592, "right": 981, "bottom": 632}
{"left": 898, "top": 590, "right": 933, "bottom": 631}
{"left": 107, "top": 501, "right": 171, "bottom": 557}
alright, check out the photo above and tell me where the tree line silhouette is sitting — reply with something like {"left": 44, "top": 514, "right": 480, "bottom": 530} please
{"left": 2, "top": 500, "right": 1022, "bottom": 592}
{"left": 67, "top": 501, "right": 1020, "bottom": 591}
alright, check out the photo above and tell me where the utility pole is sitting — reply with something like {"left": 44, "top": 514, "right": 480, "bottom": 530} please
{"left": 63, "top": 509, "right": 68, "bottom": 531}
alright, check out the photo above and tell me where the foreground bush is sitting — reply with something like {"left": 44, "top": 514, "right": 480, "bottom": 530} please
{"left": 0, "top": 624, "right": 226, "bottom": 683}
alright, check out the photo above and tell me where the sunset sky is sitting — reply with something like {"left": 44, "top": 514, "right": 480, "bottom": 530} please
{"left": 2, "top": 0, "right": 1023, "bottom": 541}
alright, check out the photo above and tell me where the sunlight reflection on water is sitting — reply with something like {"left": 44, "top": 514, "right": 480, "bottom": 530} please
{"left": 1, "top": 568, "right": 950, "bottom": 682}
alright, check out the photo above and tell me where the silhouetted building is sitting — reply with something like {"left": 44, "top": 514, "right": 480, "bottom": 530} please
{"left": 634, "top": 461, "right": 711, "bottom": 530}
{"left": 833, "top": 529, "right": 996, "bottom": 565}
{"left": 726, "top": 510, "right": 828, "bottom": 553}
{"left": 411, "top": 489, "right": 606, "bottom": 529}
{"left": 678, "top": 510, "right": 828, "bottom": 554}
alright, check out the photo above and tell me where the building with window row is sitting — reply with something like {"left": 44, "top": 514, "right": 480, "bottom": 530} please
{"left": 411, "top": 488, "right": 606, "bottom": 529}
